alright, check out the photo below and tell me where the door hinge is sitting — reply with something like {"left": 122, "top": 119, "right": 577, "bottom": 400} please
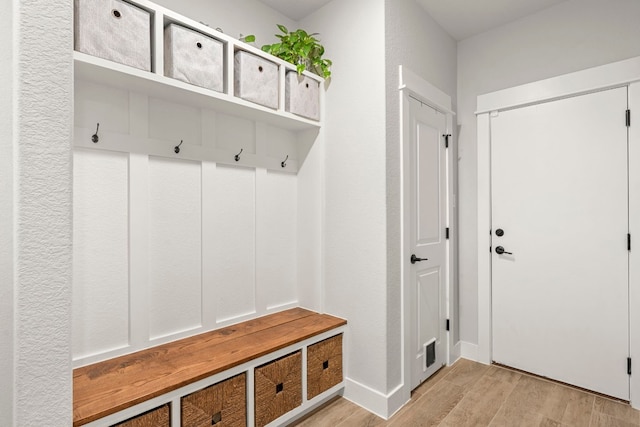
{"left": 443, "top": 133, "right": 451, "bottom": 148}
{"left": 626, "top": 109, "right": 631, "bottom": 127}
{"left": 446, "top": 227, "right": 450, "bottom": 239}
{"left": 628, "top": 233, "right": 632, "bottom": 251}
{"left": 628, "top": 357, "right": 632, "bottom": 375}
{"left": 446, "top": 319, "right": 450, "bottom": 331}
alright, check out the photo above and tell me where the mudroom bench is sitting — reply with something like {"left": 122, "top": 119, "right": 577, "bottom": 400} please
{"left": 73, "top": 308, "right": 346, "bottom": 427}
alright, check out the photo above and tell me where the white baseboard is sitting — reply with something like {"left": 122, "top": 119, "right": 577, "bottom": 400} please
{"left": 343, "top": 377, "right": 409, "bottom": 420}
{"left": 449, "top": 341, "right": 462, "bottom": 365}
{"left": 460, "top": 341, "right": 479, "bottom": 361}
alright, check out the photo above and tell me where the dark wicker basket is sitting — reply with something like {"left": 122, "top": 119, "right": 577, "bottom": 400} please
{"left": 254, "top": 351, "right": 302, "bottom": 427}
{"left": 181, "top": 373, "right": 246, "bottom": 427}
{"left": 112, "top": 404, "right": 170, "bottom": 427}
{"left": 307, "top": 334, "right": 343, "bottom": 400}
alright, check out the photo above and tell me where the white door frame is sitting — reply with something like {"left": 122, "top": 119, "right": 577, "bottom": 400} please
{"left": 476, "top": 55, "right": 640, "bottom": 408}
{"left": 400, "top": 66, "right": 457, "bottom": 404}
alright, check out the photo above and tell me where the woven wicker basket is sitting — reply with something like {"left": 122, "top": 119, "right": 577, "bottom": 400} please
{"left": 181, "top": 373, "right": 246, "bottom": 427}
{"left": 307, "top": 334, "right": 343, "bottom": 400}
{"left": 112, "top": 403, "right": 170, "bottom": 427}
{"left": 254, "top": 351, "right": 302, "bottom": 427}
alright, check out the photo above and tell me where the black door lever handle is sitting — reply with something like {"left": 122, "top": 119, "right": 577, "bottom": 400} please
{"left": 495, "top": 246, "right": 512, "bottom": 255}
{"left": 411, "top": 254, "right": 428, "bottom": 264}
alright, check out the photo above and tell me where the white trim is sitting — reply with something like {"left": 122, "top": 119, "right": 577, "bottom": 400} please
{"left": 477, "top": 56, "right": 640, "bottom": 408}
{"left": 460, "top": 342, "right": 480, "bottom": 362}
{"left": 476, "top": 56, "right": 640, "bottom": 114}
{"left": 343, "top": 378, "right": 407, "bottom": 420}
{"left": 399, "top": 65, "right": 455, "bottom": 116}
{"left": 630, "top": 82, "right": 640, "bottom": 410}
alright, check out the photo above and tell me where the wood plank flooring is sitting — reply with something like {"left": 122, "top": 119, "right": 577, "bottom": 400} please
{"left": 291, "top": 359, "right": 640, "bottom": 427}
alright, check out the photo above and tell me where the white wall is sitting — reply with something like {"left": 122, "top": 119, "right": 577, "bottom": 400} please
{"left": 152, "top": 0, "right": 297, "bottom": 46}
{"left": 385, "top": 0, "right": 458, "bottom": 394}
{"left": 3, "top": 0, "right": 74, "bottom": 425}
{"left": 0, "top": 0, "right": 14, "bottom": 423}
{"left": 301, "top": 0, "right": 391, "bottom": 416}
{"left": 457, "top": 0, "right": 640, "bottom": 345}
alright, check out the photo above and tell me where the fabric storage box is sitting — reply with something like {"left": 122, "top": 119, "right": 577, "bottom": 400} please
{"left": 306, "top": 334, "right": 343, "bottom": 400}
{"left": 112, "top": 404, "right": 170, "bottom": 427}
{"left": 181, "top": 373, "right": 246, "bottom": 427}
{"left": 285, "top": 71, "right": 320, "bottom": 121}
{"left": 254, "top": 351, "right": 301, "bottom": 427}
{"left": 234, "top": 51, "right": 279, "bottom": 109}
{"left": 164, "top": 23, "right": 224, "bottom": 92}
{"left": 74, "top": 0, "right": 151, "bottom": 72}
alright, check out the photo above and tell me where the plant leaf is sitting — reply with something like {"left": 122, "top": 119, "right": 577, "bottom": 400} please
{"left": 243, "top": 35, "right": 255, "bottom": 43}
{"left": 277, "top": 24, "right": 288, "bottom": 34}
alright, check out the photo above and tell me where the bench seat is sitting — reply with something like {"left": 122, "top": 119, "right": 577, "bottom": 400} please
{"left": 73, "top": 307, "right": 346, "bottom": 426}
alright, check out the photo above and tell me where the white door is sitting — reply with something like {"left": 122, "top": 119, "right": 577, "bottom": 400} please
{"left": 491, "top": 87, "right": 630, "bottom": 399}
{"left": 408, "top": 97, "right": 448, "bottom": 390}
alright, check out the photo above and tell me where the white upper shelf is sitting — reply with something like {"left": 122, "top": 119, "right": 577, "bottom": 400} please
{"left": 74, "top": 52, "right": 321, "bottom": 132}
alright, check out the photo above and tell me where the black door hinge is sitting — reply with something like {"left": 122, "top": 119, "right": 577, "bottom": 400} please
{"left": 628, "top": 234, "right": 632, "bottom": 251}
{"left": 628, "top": 357, "right": 632, "bottom": 375}
{"left": 446, "top": 319, "right": 450, "bottom": 331}
{"left": 446, "top": 227, "right": 450, "bottom": 239}
{"left": 626, "top": 109, "right": 631, "bottom": 127}
{"left": 443, "top": 134, "right": 451, "bottom": 148}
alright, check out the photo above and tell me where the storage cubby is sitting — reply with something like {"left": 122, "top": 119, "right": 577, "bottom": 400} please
{"left": 181, "top": 373, "right": 246, "bottom": 427}
{"left": 112, "top": 404, "right": 171, "bottom": 427}
{"left": 254, "top": 351, "right": 302, "bottom": 427}
{"left": 306, "top": 334, "right": 343, "bottom": 400}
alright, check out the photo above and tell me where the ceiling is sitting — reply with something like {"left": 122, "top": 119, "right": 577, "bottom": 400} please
{"left": 259, "top": 0, "right": 567, "bottom": 40}
{"left": 416, "top": 0, "right": 567, "bottom": 40}
{"left": 258, "top": 0, "right": 334, "bottom": 21}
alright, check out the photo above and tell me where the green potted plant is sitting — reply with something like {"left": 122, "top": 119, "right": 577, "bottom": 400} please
{"left": 260, "top": 25, "right": 332, "bottom": 79}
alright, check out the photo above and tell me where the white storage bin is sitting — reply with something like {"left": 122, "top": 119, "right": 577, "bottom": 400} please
{"left": 234, "top": 51, "right": 278, "bottom": 109}
{"left": 164, "top": 23, "right": 224, "bottom": 92}
{"left": 285, "top": 71, "right": 320, "bottom": 121}
{"left": 74, "top": 0, "right": 151, "bottom": 72}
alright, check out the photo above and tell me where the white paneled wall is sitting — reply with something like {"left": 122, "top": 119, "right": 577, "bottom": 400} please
{"left": 148, "top": 157, "right": 203, "bottom": 340}
{"left": 73, "top": 80, "right": 302, "bottom": 366}
{"left": 73, "top": 149, "right": 130, "bottom": 359}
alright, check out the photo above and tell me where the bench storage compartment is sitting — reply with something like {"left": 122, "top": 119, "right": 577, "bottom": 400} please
{"left": 181, "top": 372, "right": 246, "bottom": 427}
{"left": 307, "top": 334, "right": 343, "bottom": 400}
{"left": 254, "top": 351, "right": 302, "bottom": 427}
{"left": 112, "top": 404, "right": 170, "bottom": 427}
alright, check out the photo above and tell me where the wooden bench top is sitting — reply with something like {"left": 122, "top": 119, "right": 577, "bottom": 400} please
{"left": 73, "top": 308, "right": 346, "bottom": 426}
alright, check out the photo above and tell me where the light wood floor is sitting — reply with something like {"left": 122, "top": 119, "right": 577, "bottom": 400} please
{"left": 291, "top": 359, "right": 640, "bottom": 427}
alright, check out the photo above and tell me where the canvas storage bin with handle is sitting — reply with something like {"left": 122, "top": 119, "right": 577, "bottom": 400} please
{"left": 285, "top": 71, "right": 320, "bottom": 121}
{"left": 74, "top": 0, "right": 151, "bottom": 72}
{"left": 234, "top": 51, "right": 279, "bottom": 109}
{"left": 164, "top": 23, "right": 224, "bottom": 92}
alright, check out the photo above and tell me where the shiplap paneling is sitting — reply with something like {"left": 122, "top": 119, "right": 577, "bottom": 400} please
{"left": 74, "top": 80, "right": 130, "bottom": 136}
{"left": 260, "top": 170, "right": 298, "bottom": 310}
{"left": 73, "top": 149, "right": 130, "bottom": 359}
{"left": 148, "top": 97, "right": 202, "bottom": 146}
{"left": 206, "top": 164, "right": 257, "bottom": 323}
{"left": 148, "top": 157, "right": 203, "bottom": 339}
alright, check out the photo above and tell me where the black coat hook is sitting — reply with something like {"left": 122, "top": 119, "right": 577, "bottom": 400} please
{"left": 281, "top": 154, "right": 288, "bottom": 168}
{"left": 91, "top": 123, "right": 100, "bottom": 143}
{"left": 174, "top": 140, "right": 183, "bottom": 154}
{"left": 235, "top": 148, "right": 243, "bottom": 161}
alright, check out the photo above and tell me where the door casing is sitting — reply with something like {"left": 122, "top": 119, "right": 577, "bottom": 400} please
{"left": 476, "top": 56, "right": 640, "bottom": 409}
{"left": 400, "top": 66, "right": 457, "bottom": 405}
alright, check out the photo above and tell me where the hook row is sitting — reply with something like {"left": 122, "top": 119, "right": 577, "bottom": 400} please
{"left": 88, "top": 129, "right": 289, "bottom": 168}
